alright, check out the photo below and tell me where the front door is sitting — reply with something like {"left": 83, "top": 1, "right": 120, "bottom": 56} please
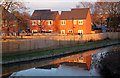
{"left": 61, "top": 30, "right": 65, "bottom": 34}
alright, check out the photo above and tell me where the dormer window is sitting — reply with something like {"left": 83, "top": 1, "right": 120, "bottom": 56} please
{"left": 48, "top": 20, "right": 53, "bottom": 25}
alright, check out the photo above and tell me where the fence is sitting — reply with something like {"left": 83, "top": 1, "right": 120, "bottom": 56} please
{"left": 2, "top": 32, "right": 120, "bottom": 53}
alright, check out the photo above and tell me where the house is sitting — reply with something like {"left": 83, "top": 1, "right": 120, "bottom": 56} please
{"left": 30, "top": 10, "right": 59, "bottom": 33}
{"left": 1, "top": 5, "right": 18, "bottom": 36}
{"left": 59, "top": 8, "right": 92, "bottom": 34}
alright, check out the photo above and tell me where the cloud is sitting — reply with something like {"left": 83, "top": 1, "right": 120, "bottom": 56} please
{"left": 25, "top": 1, "right": 78, "bottom": 15}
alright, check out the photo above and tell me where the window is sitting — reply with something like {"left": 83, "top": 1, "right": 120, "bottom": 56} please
{"left": 13, "top": 32, "right": 16, "bottom": 36}
{"left": 13, "top": 24, "right": 16, "bottom": 26}
{"left": 32, "top": 20, "right": 36, "bottom": 25}
{"left": 61, "top": 20, "right": 66, "bottom": 25}
{"left": 38, "top": 20, "right": 41, "bottom": 25}
{"left": 61, "top": 30, "right": 65, "bottom": 34}
{"left": 78, "top": 30, "right": 83, "bottom": 34}
{"left": 68, "top": 30, "right": 73, "bottom": 33}
{"left": 5, "top": 20, "right": 7, "bottom": 26}
{"left": 78, "top": 20, "right": 83, "bottom": 25}
{"left": 2, "top": 33, "right": 5, "bottom": 36}
{"left": 32, "top": 30, "right": 37, "bottom": 33}
{"left": 49, "top": 30, "right": 53, "bottom": 32}
{"left": 48, "top": 20, "right": 53, "bottom": 25}
{"left": 73, "top": 20, "right": 77, "bottom": 24}
{"left": 9, "top": 33, "right": 11, "bottom": 36}
{"left": 41, "top": 30, "right": 46, "bottom": 33}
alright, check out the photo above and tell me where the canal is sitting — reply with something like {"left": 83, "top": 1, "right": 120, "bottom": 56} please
{"left": 2, "top": 45, "right": 120, "bottom": 77}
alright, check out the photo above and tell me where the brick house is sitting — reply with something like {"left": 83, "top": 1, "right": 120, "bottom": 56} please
{"left": 30, "top": 10, "right": 59, "bottom": 33}
{"left": 1, "top": 5, "right": 18, "bottom": 36}
{"left": 59, "top": 8, "right": 92, "bottom": 34}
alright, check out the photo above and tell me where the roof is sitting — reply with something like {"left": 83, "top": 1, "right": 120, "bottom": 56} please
{"left": 59, "top": 8, "right": 89, "bottom": 20}
{"left": 30, "top": 10, "right": 58, "bottom": 20}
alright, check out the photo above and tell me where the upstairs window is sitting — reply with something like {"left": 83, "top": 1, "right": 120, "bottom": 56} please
{"left": 48, "top": 20, "right": 53, "bottom": 25}
{"left": 61, "top": 20, "right": 66, "bottom": 25}
{"left": 73, "top": 20, "right": 77, "bottom": 24}
{"left": 38, "top": 20, "right": 41, "bottom": 25}
{"left": 32, "top": 20, "right": 36, "bottom": 25}
{"left": 78, "top": 20, "right": 83, "bottom": 25}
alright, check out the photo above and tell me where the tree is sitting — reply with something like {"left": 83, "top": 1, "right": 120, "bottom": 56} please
{"left": 94, "top": 1, "right": 120, "bottom": 31}
{"left": 1, "top": 0, "right": 28, "bottom": 35}
{"left": 76, "top": 1, "right": 120, "bottom": 31}
{"left": 12, "top": 11, "right": 30, "bottom": 31}
{"left": 76, "top": 2, "right": 102, "bottom": 25}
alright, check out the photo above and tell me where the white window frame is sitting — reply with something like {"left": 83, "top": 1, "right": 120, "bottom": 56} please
{"left": 61, "top": 30, "right": 65, "bottom": 34}
{"left": 32, "top": 20, "right": 37, "bottom": 25}
{"left": 2, "top": 24, "right": 5, "bottom": 27}
{"left": 2, "top": 33, "right": 5, "bottom": 36}
{"left": 68, "top": 30, "right": 73, "bottom": 33}
{"left": 49, "top": 30, "right": 53, "bottom": 32}
{"left": 32, "top": 30, "right": 37, "bottom": 33}
{"left": 78, "top": 20, "right": 83, "bottom": 25}
{"left": 38, "top": 20, "right": 41, "bottom": 25}
{"left": 9, "top": 33, "right": 11, "bottom": 36}
{"left": 13, "top": 24, "right": 16, "bottom": 26}
{"left": 61, "top": 20, "right": 66, "bottom": 25}
{"left": 42, "top": 30, "right": 46, "bottom": 32}
{"left": 5, "top": 20, "right": 7, "bottom": 26}
{"left": 13, "top": 32, "right": 16, "bottom": 36}
{"left": 78, "top": 30, "right": 83, "bottom": 34}
{"left": 73, "top": 20, "right": 77, "bottom": 25}
{"left": 48, "top": 20, "right": 53, "bottom": 25}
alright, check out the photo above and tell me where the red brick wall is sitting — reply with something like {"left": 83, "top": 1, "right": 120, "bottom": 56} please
{"left": 59, "top": 10, "right": 92, "bottom": 34}
{"left": 86, "top": 10, "right": 92, "bottom": 34}
{"left": 30, "top": 13, "right": 59, "bottom": 33}
{"left": 59, "top": 20, "right": 87, "bottom": 34}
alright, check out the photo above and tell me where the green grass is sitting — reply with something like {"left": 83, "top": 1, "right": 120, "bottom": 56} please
{"left": 2, "top": 39, "right": 120, "bottom": 61}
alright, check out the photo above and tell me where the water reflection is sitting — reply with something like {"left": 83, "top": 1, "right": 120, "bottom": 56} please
{"left": 2, "top": 45, "right": 119, "bottom": 77}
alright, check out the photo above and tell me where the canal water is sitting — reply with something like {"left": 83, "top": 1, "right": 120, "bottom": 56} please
{"left": 2, "top": 45, "right": 120, "bottom": 77}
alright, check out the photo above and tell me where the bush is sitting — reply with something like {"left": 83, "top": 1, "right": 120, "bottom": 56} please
{"left": 97, "top": 48, "right": 120, "bottom": 78}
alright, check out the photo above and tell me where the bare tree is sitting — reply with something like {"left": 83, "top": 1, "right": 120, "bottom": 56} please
{"left": 94, "top": 1, "right": 120, "bottom": 31}
{"left": 1, "top": 0, "right": 28, "bottom": 35}
{"left": 76, "top": 1, "right": 120, "bottom": 31}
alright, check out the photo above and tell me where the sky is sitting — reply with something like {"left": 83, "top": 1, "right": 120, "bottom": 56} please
{"left": 22, "top": 0, "right": 120, "bottom": 15}
{"left": 22, "top": 0, "right": 97, "bottom": 15}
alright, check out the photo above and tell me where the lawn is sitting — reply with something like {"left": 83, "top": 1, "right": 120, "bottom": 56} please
{"left": 2, "top": 39, "right": 120, "bottom": 62}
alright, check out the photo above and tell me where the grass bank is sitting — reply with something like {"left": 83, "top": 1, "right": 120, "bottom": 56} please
{"left": 2, "top": 39, "right": 120, "bottom": 63}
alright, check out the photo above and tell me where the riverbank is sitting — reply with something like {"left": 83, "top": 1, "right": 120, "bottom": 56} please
{"left": 2, "top": 39, "right": 120, "bottom": 64}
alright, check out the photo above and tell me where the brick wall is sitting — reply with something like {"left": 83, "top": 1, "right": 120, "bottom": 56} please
{"left": 2, "top": 32, "right": 120, "bottom": 53}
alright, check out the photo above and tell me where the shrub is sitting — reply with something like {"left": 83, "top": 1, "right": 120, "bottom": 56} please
{"left": 97, "top": 48, "right": 120, "bottom": 78}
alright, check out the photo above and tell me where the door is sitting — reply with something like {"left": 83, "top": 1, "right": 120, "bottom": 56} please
{"left": 61, "top": 30, "right": 65, "bottom": 34}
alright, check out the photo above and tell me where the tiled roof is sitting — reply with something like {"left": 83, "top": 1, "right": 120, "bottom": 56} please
{"left": 30, "top": 10, "right": 58, "bottom": 20}
{"left": 59, "top": 8, "right": 89, "bottom": 20}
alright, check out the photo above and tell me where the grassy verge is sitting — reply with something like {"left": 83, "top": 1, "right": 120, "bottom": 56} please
{"left": 2, "top": 39, "right": 120, "bottom": 62}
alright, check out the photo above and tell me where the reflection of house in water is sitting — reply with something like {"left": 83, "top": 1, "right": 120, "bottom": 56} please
{"left": 65, "top": 55, "right": 91, "bottom": 70}
{"left": 36, "top": 64, "right": 60, "bottom": 69}
{"left": 36, "top": 55, "right": 91, "bottom": 71}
